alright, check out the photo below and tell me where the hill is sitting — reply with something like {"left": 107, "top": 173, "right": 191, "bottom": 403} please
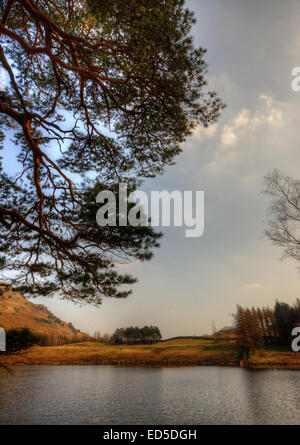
{"left": 0, "top": 283, "right": 83, "bottom": 339}
{"left": 214, "top": 327, "right": 237, "bottom": 339}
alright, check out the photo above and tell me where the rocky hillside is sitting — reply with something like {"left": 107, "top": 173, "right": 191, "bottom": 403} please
{"left": 0, "top": 283, "right": 83, "bottom": 338}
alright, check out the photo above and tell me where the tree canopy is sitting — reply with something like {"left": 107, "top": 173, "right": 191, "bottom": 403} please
{"left": 0, "top": 327, "right": 42, "bottom": 372}
{"left": 112, "top": 325, "right": 162, "bottom": 344}
{"left": 234, "top": 299, "right": 300, "bottom": 359}
{"left": 0, "top": 0, "right": 224, "bottom": 303}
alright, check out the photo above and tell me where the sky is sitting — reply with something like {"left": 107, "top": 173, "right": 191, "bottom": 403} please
{"left": 12, "top": 0, "right": 300, "bottom": 338}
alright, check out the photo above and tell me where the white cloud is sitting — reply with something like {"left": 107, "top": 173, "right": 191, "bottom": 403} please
{"left": 221, "top": 125, "right": 238, "bottom": 146}
{"left": 243, "top": 282, "right": 262, "bottom": 290}
{"left": 186, "top": 123, "right": 218, "bottom": 147}
{"left": 205, "top": 94, "right": 284, "bottom": 174}
{"left": 221, "top": 94, "right": 282, "bottom": 148}
{"left": 115, "top": 260, "right": 139, "bottom": 270}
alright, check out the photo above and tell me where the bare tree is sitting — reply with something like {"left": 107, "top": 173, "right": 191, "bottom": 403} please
{"left": 264, "top": 169, "right": 300, "bottom": 262}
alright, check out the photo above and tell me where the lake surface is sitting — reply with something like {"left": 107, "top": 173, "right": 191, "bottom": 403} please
{"left": 0, "top": 365, "right": 300, "bottom": 424}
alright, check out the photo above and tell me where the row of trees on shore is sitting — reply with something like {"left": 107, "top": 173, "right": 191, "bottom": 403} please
{"left": 234, "top": 299, "right": 300, "bottom": 357}
{"left": 112, "top": 326, "right": 162, "bottom": 345}
{"left": 38, "top": 332, "right": 92, "bottom": 346}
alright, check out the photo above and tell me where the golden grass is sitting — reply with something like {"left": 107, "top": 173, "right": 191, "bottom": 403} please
{"left": 4, "top": 339, "right": 300, "bottom": 369}
{"left": 2, "top": 338, "right": 239, "bottom": 367}
{"left": 246, "top": 347, "right": 300, "bottom": 369}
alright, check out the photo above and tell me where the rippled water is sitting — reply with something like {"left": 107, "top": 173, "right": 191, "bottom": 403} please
{"left": 0, "top": 366, "right": 300, "bottom": 424}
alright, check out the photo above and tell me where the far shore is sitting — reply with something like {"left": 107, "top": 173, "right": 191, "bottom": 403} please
{"left": 2, "top": 338, "right": 300, "bottom": 370}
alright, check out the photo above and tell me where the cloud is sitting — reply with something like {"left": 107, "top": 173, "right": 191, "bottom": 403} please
{"left": 205, "top": 94, "right": 284, "bottom": 174}
{"left": 243, "top": 282, "right": 262, "bottom": 290}
{"left": 221, "top": 94, "right": 282, "bottom": 148}
{"left": 221, "top": 110, "right": 250, "bottom": 146}
{"left": 115, "top": 260, "right": 139, "bottom": 270}
{"left": 186, "top": 123, "right": 218, "bottom": 148}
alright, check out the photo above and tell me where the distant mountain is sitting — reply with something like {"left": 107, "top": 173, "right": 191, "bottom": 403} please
{"left": 214, "top": 326, "right": 237, "bottom": 338}
{"left": 220, "top": 326, "right": 235, "bottom": 331}
{"left": 0, "top": 283, "right": 83, "bottom": 338}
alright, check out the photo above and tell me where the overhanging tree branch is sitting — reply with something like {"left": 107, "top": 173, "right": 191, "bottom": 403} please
{"left": 0, "top": 0, "right": 224, "bottom": 303}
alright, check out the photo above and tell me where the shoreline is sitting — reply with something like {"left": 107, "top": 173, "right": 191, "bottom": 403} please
{"left": 5, "top": 359, "right": 239, "bottom": 367}
{"left": 6, "top": 360, "right": 300, "bottom": 370}
{"left": 241, "top": 362, "right": 300, "bottom": 370}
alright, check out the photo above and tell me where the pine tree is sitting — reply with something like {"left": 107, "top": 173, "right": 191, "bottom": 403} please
{"left": 0, "top": 0, "right": 224, "bottom": 303}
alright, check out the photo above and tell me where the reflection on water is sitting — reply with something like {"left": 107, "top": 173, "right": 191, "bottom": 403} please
{"left": 0, "top": 366, "right": 300, "bottom": 424}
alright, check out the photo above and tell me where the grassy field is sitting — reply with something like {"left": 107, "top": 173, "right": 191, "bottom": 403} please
{"left": 2, "top": 338, "right": 239, "bottom": 367}
{"left": 3, "top": 338, "right": 300, "bottom": 369}
{"left": 244, "top": 346, "right": 300, "bottom": 369}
